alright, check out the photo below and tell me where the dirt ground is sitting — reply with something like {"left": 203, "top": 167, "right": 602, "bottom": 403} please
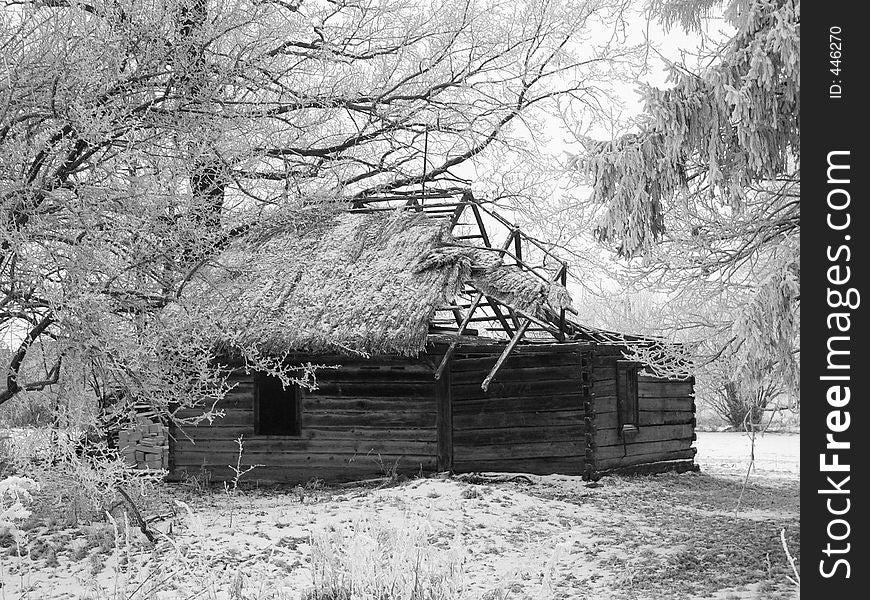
{"left": 1, "top": 432, "right": 799, "bottom": 600}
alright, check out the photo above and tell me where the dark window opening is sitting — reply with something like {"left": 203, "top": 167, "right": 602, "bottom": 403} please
{"left": 616, "top": 360, "right": 640, "bottom": 435}
{"left": 255, "top": 373, "right": 301, "bottom": 435}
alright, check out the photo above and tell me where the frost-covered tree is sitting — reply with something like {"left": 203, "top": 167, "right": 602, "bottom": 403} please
{"left": 564, "top": 0, "right": 800, "bottom": 408}
{"left": 0, "top": 0, "right": 638, "bottom": 416}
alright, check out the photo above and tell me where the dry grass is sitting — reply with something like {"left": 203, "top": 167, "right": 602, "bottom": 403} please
{"left": 0, "top": 466, "right": 799, "bottom": 599}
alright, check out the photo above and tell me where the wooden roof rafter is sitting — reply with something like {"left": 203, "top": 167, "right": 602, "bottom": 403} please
{"left": 354, "top": 187, "right": 576, "bottom": 390}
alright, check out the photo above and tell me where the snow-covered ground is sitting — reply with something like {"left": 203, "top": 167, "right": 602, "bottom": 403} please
{"left": 696, "top": 432, "right": 800, "bottom": 476}
{"left": 1, "top": 433, "right": 800, "bottom": 600}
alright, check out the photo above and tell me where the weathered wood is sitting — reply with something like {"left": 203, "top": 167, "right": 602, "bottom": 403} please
{"left": 172, "top": 449, "right": 438, "bottom": 468}
{"left": 594, "top": 423, "right": 694, "bottom": 447}
{"left": 451, "top": 365, "right": 582, "bottom": 384}
{"left": 638, "top": 411, "right": 695, "bottom": 426}
{"left": 301, "top": 396, "right": 436, "bottom": 412}
{"left": 453, "top": 424, "right": 584, "bottom": 445}
{"left": 594, "top": 448, "right": 698, "bottom": 470}
{"left": 436, "top": 362, "right": 453, "bottom": 471}
{"left": 452, "top": 379, "right": 583, "bottom": 400}
{"left": 595, "top": 457, "right": 698, "bottom": 475}
{"left": 453, "top": 408, "right": 584, "bottom": 430}
{"left": 450, "top": 352, "right": 586, "bottom": 371}
{"left": 173, "top": 436, "right": 437, "bottom": 453}
{"left": 434, "top": 292, "right": 485, "bottom": 380}
{"left": 482, "top": 319, "right": 532, "bottom": 391}
{"left": 303, "top": 410, "right": 436, "bottom": 428}
{"left": 308, "top": 381, "right": 438, "bottom": 398}
{"left": 454, "top": 440, "right": 585, "bottom": 461}
{"left": 452, "top": 390, "right": 586, "bottom": 409}
{"left": 594, "top": 396, "right": 694, "bottom": 413}
{"left": 638, "top": 381, "right": 694, "bottom": 398}
{"left": 453, "top": 456, "right": 585, "bottom": 475}
{"left": 169, "top": 462, "right": 429, "bottom": 484}
{"left": 594, "top": 439, "right": 695, "bottom": 461}
{"left": 173, "top": 426, "right": 438, "bottom": 442}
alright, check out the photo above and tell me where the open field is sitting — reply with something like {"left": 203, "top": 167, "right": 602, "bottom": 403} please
{"left": 0, "top": 432, "right": 799, "bottom": 599}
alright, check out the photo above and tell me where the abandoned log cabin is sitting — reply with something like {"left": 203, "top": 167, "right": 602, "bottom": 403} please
{"left": 167, "top": 191, "right": 696, "bottom": 483}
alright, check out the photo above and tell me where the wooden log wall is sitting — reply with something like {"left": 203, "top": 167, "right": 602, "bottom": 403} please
{"left": 590, "top": 348, "right": 696, "bottom": 472}
{"left": 449, "top": 344, "right": 592, "bottom": 475}
{"left": 169, "top": 357, "right": 440, "bottom": 483}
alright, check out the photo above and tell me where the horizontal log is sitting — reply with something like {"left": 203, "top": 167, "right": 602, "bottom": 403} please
{"left": 454, "top": 440, "right": 585, "bottom": 461}
{"left": 169, "top": 461, "right": 434, "bottom": 484}
{"left": 173, "top": 437, "right": 437, "bottom": 455}
{"left": 638, "top": 381, "right": 694, "bottom": 398}
{"left": 594, "top": 439, "right": 695, "bottom": 461}
{"left": 303, "top": 410, "right": 437, "bottom": 428}
{"left": 595, "top": 423, "right": 694, "bottom": 447}
{"left": 594, "top": 448, "right": 697, "bottom": 470}
{"left": 452, "top": 379, "right": 582, "bottom": 400}
{"left": 594, "top": 396, "right": 694, "bottom": 413}
{"left": 453, "top": 456, "right": 585, "bottom": 476}
{"left": 309, "top": 382, "right": 438, "bottom": 398}
{"left": 172, "top": 426, "right": 438, "bottom": 443}
{"left": 453, "top": 409, "right": 584, "bottom": 430}
{"left": 596, "top": 458, "right": 698, "bottom": 476}
{"left": 450, "top": 352, "right": 586, "bottom": 372}
{"left": 452, "top": 394, "right": 585, "bottom": 414}
{"left": 444, "top": 341, "right": 591, "bottom": 355}
{"left": 172, "top": 450, "right": 437, "bottom": 469}
{"left": 592, "top": 367, "right": 616, "bottom": 382}
{"left": 301, "top": 396, "right": 436, "bottom": 412}
{"left": 450, "top": 365, "right": 583, "bottom": 385}
{"left": 312, "top": 370, "right": 436, "bottom": 384}
{"left": 592, "top": 381, "right": 615, "bottom": 396}
{"left": 453, "top": 424, "right": 584, "bottom": 446}
{"left": 638, "top": 411, "right": 695, "bottom": 426}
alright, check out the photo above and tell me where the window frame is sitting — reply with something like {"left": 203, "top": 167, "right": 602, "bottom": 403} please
{"left": 616, "top": 360, "right": 640, "bottom": 435}
{"left": 253, "top": 372, "right": 302, "bottom": 437}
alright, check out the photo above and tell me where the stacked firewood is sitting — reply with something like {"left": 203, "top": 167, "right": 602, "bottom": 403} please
{"left": 118, "top": 416, "right": 168, "bottom": 470}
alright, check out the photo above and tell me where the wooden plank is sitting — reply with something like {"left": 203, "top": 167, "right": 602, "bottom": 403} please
{"left": 452, "top": 394, "right": 584, "bottom": 414}
{"left": 303, "top": 410, "right": 437, "bottom": 428}
{"left": 594, "top": 396, "right": 693, "bottom": 413}
{"left": 453, "top": 424, "right": 584, "bottom": 445}
{"left": 638, "top": 381, "right": 694, "bottom": 398}
{"left": 594, "top": 448, "right": 697, "bottom": 470}
{"left": 301, "top": 396, "right": 436, "bottom": 412}
{"left": 481, "top": 319, "right": 532, "bottom": 391}
{"left": 450, "top": 352, "right": 586, "bottom": 371}
{"left": 594, "top": 439, "right": 695, "bottom": 461}
{"left": 313, "top": 369, "right": 436, "bottom": 383}
{"left": 453, "top": 409, "right": 584, "bottom": 430}
{"left": 173, "top": 438, "right": 437, "bottom": 455}
{"left": 436, "top": 362, "right": 453, "bottom": 471}
{"left": 592, "top": 381, "right": 616, "bottom": 396}
{"left": 456, "top": 440, "right": 585, "bottom": 460}
{"left": 451, "top": 365, "right": 583, "bottom": 385}
{"left": 172, "top": 426, "right": 438, "bottom": 442}
{"left": 308, "top": 381, "right": 438, "bottom": 398}
{"left": 592, "top": 367, "right": 616, "bottom": 382}
{"left": 594, "top": 423, "right": 694, "bottom": 447}
{"left": 172, "top": 449, "right": 438, "bottom": 467}
{"left": 452, "top": 379, "right": 582, "bottom": 400}
{"left": 638, "top": 411, "right": 695, "bottom": 426}
{"left": 453, "top": 456, "right": 585, "bottom": 475}
{"left": 169, "top": 461, "right": 435, "bottom": 484}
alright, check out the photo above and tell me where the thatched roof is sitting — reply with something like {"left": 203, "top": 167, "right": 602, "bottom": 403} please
{"left": 187, "top": 209, "right": 571, "bottom": 356}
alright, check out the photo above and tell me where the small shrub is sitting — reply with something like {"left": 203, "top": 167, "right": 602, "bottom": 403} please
{"left": 304, "top": 517, "right": 467, "bottom": 600}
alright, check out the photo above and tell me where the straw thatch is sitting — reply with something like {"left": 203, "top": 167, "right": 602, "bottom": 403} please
{"left": 188, "top": 209, "right": 571, "bottom": 356}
